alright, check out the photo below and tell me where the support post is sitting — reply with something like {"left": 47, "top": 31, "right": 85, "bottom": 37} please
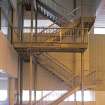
{"left": 29, "top": 54, "right": 33, "bottom": 105}
{"left": 81, "top": 52, "right": 84, "bottom": 105}
{"left": 60, "top": 28, "right": 62, "bottom": 43}
{"left": 9, "top": 78, "right": 15, "bottom": 105}
{"left": 34, "top": 0, "right": 38, "bottom": 34}
{"left": 30, "top": 0, "right": 35, "bottom": 42}
{"left": 33, "top": 56, "right": 37, "bottom": 105}
{"left": 20, "top": 56, "right": 23, "bottom": 105}
{"left": 72, "top": 53, "right": 77, "bottom": 105}
{"left": 18, "top": 1, "right": 24, "bottom": 41}
{"left": 73, "top": 0, "right": 76, "bottom": 15}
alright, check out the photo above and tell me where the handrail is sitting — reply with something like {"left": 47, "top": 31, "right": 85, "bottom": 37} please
{"left": 39, "top": 23, "right": 58, "bottom": 33}
{"left": 36, "top": 91, "right": 55, "bottom": 105}
{"left": 22, "top": 26, "right": 89, "bottom": 30}
{"left": 85, "top": 71, "right": 96, "bottom": 83}
{"left": 50, "top": 87, "right": 80, "bottom": 105}
{"left": 36, "top": 59, "right": 71, "bottom": 82}
{"left": 49, "top": 71, "right": 97, "bottom": 105}
{"left": 13, "top": 26, "right": 89, "bottom": 44}
{"left": 40, "top": 53, "right": 73, "bottom": 76}
{"left": 37, "top": 0, "right": 67, "bottom": 23}
{"left": 51, "top": 0, "right": 80, "bottom": 19}
{"left": 44, "top": 53, "right": 73, "bottom": 75}
{"left": 37, "top": 57, "right": 80, "bottom": 87}
{"left": 87, "top": 71, "right": 96, "bottom": 77}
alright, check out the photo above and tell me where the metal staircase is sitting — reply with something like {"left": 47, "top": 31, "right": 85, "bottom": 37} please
{"left": 49, "top": 71, "right": 97, "bottom": 105}
{"left": 50, "top": 87, "right": 80, "bottom": 105}
{"left": 37, "top": 0, "right": 67, "bottom": 26}
{"left": 24, "top": 0, "right": 67, "bottom": 26}
{"left": 32, "top": 70, "right": 97, "bottom": 105}
{"left": 13, "top": 0, "right": 96, "bottom": 54}
{"left": 5, "top": 0, "right": 101, "bottom": 105}
{"left": 34, "top": 52, "right": 97, "bottom": 87}
{"left": 35, "top": 52, "right": 73, "bottom": 85}
{"left": 35, "top": 75, "right": 80, "bottom": 105}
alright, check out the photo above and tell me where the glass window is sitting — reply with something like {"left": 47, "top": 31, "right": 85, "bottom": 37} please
{"left": 65, "top": 90, "right": 95, "bottom": 102}
{"left": 0, "top": 0, "right": 13, "bottom": 37}
{"left": 94, "top": 27, "right": 105, "bottom": 34}
{"left": 22, "top": 90, "right": 95, "bottom": 103}
{"left": 23, "top": 19, "right": 59, "bottom": 33}
{"left": 0, "top": 74, "right": 9, "bottom": 105}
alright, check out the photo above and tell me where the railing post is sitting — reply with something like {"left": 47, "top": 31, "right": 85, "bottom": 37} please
{"left": 60, "top": 28, "right": 62, "bottom": 43}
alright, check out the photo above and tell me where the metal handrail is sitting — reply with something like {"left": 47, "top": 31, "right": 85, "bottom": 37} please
{"left": 12, "top": 27, "right": 88, "bottom": 44}
{"left": 39, "top": 23, "right": 57, "bottom": 33}
{"left": 44, "top": 53, "right": 73, "bottom": 75}
{"left": 38, "top": 0, "right": 67, "bottom": 22}
{"left": 36, "top": 91, "right": 55, "bottom": 105}
{"left": 42, "top": 54, "right": 73, "bottom": 76}
{"left": 21, "top": 27, "right": 89, "bottom": 30}
{"left": 36, "top": 59, "right": 70, "bottom": 82}
{"left": 84, "top": 71, "right": 96, "bottom": 83}
{"left": 37, "top": 56, "right": 73, "bottom": 82}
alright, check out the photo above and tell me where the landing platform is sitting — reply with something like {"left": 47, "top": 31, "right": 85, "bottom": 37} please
{"left": 13, "top": 42, "right": 88, "bottom": 53}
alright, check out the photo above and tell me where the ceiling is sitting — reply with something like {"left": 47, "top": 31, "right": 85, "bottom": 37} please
{"left": 94, "top": 0, "right": 105, "bottom": 28}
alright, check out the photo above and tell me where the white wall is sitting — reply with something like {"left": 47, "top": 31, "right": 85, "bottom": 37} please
{"left": 96, "top": 91, "right": 105, "bottom": 105}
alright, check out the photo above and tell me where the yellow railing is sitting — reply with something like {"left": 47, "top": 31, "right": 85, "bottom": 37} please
{"left": 13, "top": 27, "right": 88, "bottom": 44}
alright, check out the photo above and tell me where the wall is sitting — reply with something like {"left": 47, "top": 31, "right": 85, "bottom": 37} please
{"left": 75, "top": 49, "right": 89, "bottom": 76}
{"left": 89, "top": 35, "right": 105, "bottom": 90}
{"left": 0, "top": 32, "right": 18, "bottom": 78}
{"left": 96, "top": 91, "right": 105, "bottom": 105}
{"left": 22, "top": 62, "right": 68, "bottom": 90}
{"left": 49, "top": 52, "right": 74, "bottom": 72}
